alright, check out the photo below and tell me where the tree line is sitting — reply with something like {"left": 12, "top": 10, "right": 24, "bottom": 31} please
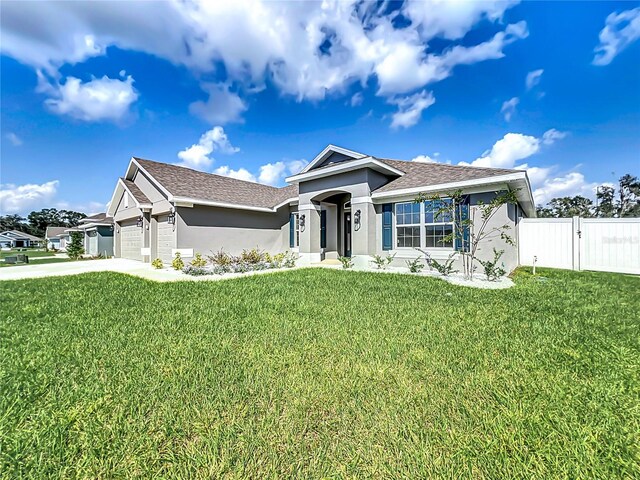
{"left": 0, "top": 208, "right": 87, "bottom": 238}
{"left": 536, "top": 174, "right": 639, "bottom": 218}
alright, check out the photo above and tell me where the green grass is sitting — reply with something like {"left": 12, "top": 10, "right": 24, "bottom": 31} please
{"left": 1, "top": 268, "right": 638, "bottom": 478}
{"left": 0, "top": 249, "right": 54, "bottom": 259}
{"left": 0, "top": 257, "right": 77, "bottom": 268}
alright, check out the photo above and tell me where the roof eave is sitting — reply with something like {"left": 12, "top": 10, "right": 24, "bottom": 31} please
{"left": 286, "top": 158, "right": 404, "bottom": 184}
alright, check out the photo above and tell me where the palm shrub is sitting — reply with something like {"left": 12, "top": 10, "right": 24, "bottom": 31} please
{"left": 338, "top": 256, "right": 354, "bottom": 269}
{"left": 66, "top": 232, "right": 84, "bottom": 260}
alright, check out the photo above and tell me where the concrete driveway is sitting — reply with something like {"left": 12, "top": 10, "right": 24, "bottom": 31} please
{"left": 0, "top": 258, "right": 184, "bottom": 282}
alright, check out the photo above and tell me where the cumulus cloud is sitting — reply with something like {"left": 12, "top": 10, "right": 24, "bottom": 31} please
{"left": 189, "top": 83, "right": 247, "bottom": 125}
{"left": 501, "top": 97, "right": 519, "bottom": 121}
{"left": 40, "top": 74, "right": 138, "bottom": 122}
{"left": 389, "top": 90, "right": 435, "bottom": 129}
{"left": 0, "top": 180, "right": 59, "bottom": 215}
{"left": 214, "top": 159, "right": 307, "bottom": 186}
{"left": 5, "top": 132, "right": 23, "bottom": 146}
{"left": 412, "top": 154, "right": 439, "bottom": 163}
{"left": 525, "top": 69, "right": 543, "bottom": 90}
{"left": 593, "top": 7, "right": 640, "bottom": 66}
{"left": 213, "top": 165, "right": 256, "bottom": 183}
{"left": 0, "top": 1, "right": 527, "bottom": 128}
{"left": 471, "top": 133, "right": 541, "bottom": 169}
{"left": 176, "top": 126, "right": 239, "bottom": 170}
{"left": 542, "top": 128, "right": 568, "bottom": 145}
{"left": 533, "top": 172, "right": 599, "bottom": 205}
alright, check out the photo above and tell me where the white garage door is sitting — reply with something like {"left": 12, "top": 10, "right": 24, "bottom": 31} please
{"left": 120, "top": 220, "right": 142, "bottom": 261}
{"left": 156, "top": 215, "right": 174, "bottom": 262}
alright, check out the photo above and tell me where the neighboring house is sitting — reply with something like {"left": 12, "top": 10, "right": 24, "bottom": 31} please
{"left": 107, "top": 145, "right": 535, "bottom": 271}
{"left": 0, "top": 230, "right": 44, "bottom": 248}
{"left": 75, "top": 213, "right": 115, "bottom": 257}
{"left": 45, "top": 226, "right": 68, "bottom": 250}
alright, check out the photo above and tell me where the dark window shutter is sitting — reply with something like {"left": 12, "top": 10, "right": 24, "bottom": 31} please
{"left": 382, "top": 203, "right": 392, "bottom": 251}
{"left": 320, "top": 210, "right": 327, "bottom": 248}
{"left": 289, "top": 213, "right": 295, "bottom": 248}
{"left": 455, "top": 196, "right": 470, "bottom": 252}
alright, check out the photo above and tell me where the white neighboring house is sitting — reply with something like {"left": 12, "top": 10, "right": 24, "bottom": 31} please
{"left": 45, "top": 226, "right": 69, "bottom": 251}
{"left": 0, "top": 230, "right": 44, "bottom": 249}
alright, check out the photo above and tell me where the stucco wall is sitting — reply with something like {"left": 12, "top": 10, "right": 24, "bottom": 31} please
{"left": 133, "top": 170, "right": 172, "bottom": 215}
{"left": 113, "top": 191, "right": 139, "bottom": 222}
{"left": 175, "top": 204, "right": 292, "bottom": 256}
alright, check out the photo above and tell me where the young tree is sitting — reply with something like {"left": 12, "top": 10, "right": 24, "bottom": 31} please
{"left": 66, "top": 231, "right": 85, "bottom": 260}
{"left": 618, "top": 174, "right": 640, "bottom": 217}
{"left": 415, "top": 189, "right": 518, "bottom": 280}
{"left": 596, "top": 186, "right": 616, "bottom": 218}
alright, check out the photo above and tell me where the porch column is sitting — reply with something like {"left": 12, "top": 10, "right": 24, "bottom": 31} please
{"left": 142, "top": 211, "right": 151, "bottom": 263}
{"left": 298, "top": 203, "right": 321, "bottom": 265}
{"left": 351, "top": 198, "right": 376, "bottom": 268}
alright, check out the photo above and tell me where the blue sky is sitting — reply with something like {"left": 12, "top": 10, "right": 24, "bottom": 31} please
{"left": 1, "top": 0, "right": 639, "bottom": 215}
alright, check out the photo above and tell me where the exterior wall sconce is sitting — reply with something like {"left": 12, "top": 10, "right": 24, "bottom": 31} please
{"left": 299, "top": 214, "right": 306, "bottom": 231}
{"left": 354, "top": 209, "right": 361, "bottom": 229}
{"left": 136, "top": 216, "right": 144, "bottom": 228}
{"left": 168, "top": 208, "right": 176, "bottom": 225}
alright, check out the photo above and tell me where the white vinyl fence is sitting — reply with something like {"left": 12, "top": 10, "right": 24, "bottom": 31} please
{"left": 518, "top": 217, "right": 640, "bottom": 275}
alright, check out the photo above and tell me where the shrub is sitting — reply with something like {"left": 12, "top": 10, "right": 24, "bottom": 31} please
{"left": 151, "top": 258, "right": 164, "bottom": 269}
{"left": 406, "top": 257, "right": 424, "bottom": 273}
{"left": 282, "top": 251, "right": 298, "bottom": 268}
{"left": 477, "top": 248, "right": 506, "bottom": 281}
{"left": 338, "top": 256, "right": 354, "bottom": 269}
{"left": 271, "top": 252, "right": 286, "bottom": 268}
{"left": 182, "top": 265, "right": 212, "bottom": 276}
{"left": 371, "top": 253, "right": 396, "bottom": 270}
{"left": 208, "top": 249, "right": 232, "bottom": 267}
{"left": 172, "top": 252, "right": 184, "bottom": 271}
{"left": 429, "top": 253, "right": 458, "bottom": 276}
{"left": 66, "top": 231, "right": 84, "bottom": 260}
{"left": 240, "top": 247, "right": 266, "bottom": 264}
{"left": 191, "top": 253, "right": 207, "bottom": 267}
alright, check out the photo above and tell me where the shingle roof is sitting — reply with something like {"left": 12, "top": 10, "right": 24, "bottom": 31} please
{"left": 0, "top": 230, "right": 43, "bottom": 241}
{"left": 122, "top": 178, "right": 151, "bottom": 205}
{"left": 373, "top": 158, "right": 520, "bottom": 193}
{"left": 81, "top": 212, "right": 113, "bottom": 223}
{"left": 134, "top": 158, "right": 298, "bottom": 210}
{"left": 45, "top": 226, "right": 67, "bottom": 238}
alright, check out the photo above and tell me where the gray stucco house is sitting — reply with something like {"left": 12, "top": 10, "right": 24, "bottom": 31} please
{"left": 107, "top": 145, "right": 535, "bottom": 271}
{"left": 76, "top": 213, "right": 115, "bottom": 257}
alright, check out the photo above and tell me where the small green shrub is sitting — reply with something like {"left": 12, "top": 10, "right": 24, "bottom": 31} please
{"left": 240, "top": 247, "right": 266, "bottom": 264}
{"left": 371, "top": 253, "right": 395, "bottom": 270}
{"left": 151, "top": 258, "right": 163, "bottom": 269}
{"left": 191, "top": 253, "right": 207, "bottom": 267}
{"left": 172, "top": 252, "right": 184, "bottom": 271}
{"left": 429, "top": 253, "right": 458, "bottom": 276}
{"left": 477, "top": 248, "right": 506, "bottom": 281}
{"left": 406, "top": 257, "right": 424, "bottom": 273}
{"left": 282, "top": 251, "right": 297, "bottom": 268}
{"left": 338, "top": 256, "right": 354, "bottom": 269}
{"left": 182, "top": 265, "right": 212, "bottom": 276}
{"left": 208, "top": 249, "right": 232, "bottom": 267}
{"left": 271, "top": 252, "right": 286, "bottom": 268}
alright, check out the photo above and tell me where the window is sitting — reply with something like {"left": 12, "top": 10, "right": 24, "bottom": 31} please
{"left": 394, "top": 200, "right": 455, "bottom": 249}
{"left": 395, "top": 202, "right": 421, "bottom": 248}
{"left": 424, "top": 199, "right": 454, "bottom": 248}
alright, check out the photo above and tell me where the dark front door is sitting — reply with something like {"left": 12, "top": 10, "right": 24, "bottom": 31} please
{"left": 343, "top": 212, "right": 352, "bottom": 257}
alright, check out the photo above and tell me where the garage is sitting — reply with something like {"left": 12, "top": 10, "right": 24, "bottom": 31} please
{"left": 119, "top": 220, "right": 142, "bottom": 261}
{"left": 87, "top": 230, "right": 98, "bottom": 255}
{"left": 156, "top": 215, "right": 174, "bottom": 262}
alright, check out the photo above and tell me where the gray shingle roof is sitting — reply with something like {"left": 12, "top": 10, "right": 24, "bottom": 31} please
{"left": 0, "top": 230, "right": 43, "bottom": 241}
{"left": 373, "top": 158, "right": 520, "bottom": 193}
{"left": 45, "top": 226, "right": 67, "bottom": 238}
{"left": 134, "top": 158, "right": 298, "bottom": 210}
{"left": 122, "top": 178, "right": 151, "bottom": 205}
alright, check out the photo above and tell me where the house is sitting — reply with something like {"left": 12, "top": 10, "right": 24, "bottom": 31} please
{"left": 0, "top": 230, "right": 44, "bottom": 248}
{"left": 75, "top": 213, "right": 115, "bottom": 257}
{"left": 45, "top": 226, "right": 68, "bottom": 250}
{"left": 107, "top": 145, "right": 535, "bottom": 271}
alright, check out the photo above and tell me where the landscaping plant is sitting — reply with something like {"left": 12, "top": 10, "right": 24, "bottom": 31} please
{"left": 338, "top": 256, "right": 354, "bottom": 269}
{"left": 406, "top": 257, "right": 424, "bottom": 273}
{"left": 371, "top": 253, "right": 396, "bottom": 270}
{"left": 415, "top": 189, "right": 517, "bottom": 280}
{"left": 208, "top": 249, "right": 232, "bottom": 268}
{"left": 171, "top": 252, "right": 184, "bottom": 270}
{"left": 428, "top": 253, "right": 458, "bottom": 276}
{"left": 151, "top": 258, "right": 163, "bottom": 269}
{"left": 65, "top": 231, "right": 84, "bottom": 260}
{"left": 190, "top": 253, "right": 207, "bottom": 267}
{"left": 477, "top": 248, "right": 507, "bottom": 281}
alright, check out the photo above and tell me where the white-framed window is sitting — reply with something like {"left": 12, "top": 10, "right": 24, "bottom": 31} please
{"left": 292, "top": 212, "right": 300, "bottom": 247}
{"left": 424, "top": 199, "right": 454, "bottom": 248}
{"left": 394, "top": 200, "right": 455, "bottom": 250}
{"left": 395, "top": 202, "right": 421, "bottom": 248}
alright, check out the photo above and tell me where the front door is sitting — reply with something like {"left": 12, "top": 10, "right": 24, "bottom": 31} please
{"left": 343, "top": 212, "right": 352, "bottom": 257}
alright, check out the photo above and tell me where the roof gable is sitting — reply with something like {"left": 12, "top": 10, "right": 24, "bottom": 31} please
{"left": 300, "top": 145, "right": 367, "bottom": 173}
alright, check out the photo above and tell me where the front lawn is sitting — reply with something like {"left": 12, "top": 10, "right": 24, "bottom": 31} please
{"left": 1, "top": 268, "right": 638, "bottom": 478}
{"left": 0, "top": 249, "right": 53, "bottom": 259}
{"left": 0, "top": 257, "right": 76, "bottom": 268}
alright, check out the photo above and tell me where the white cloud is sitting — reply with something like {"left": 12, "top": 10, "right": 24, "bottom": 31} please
{"left": 593, "top": 7, "right": 640, "bottom": 66}
{"left": 389, "top": 90, "right": 435, "bottom": 129}
{"left": 525, "top": 69, "right": 543, "bottom": 90}
{"left": 533, "top": 172, "right": 599, "bottom": 205}
{"left": 470, "top": 133, "right": 541, "bottom": 169}
{"left": 542, "top": 128, "right": 567, "bottom": 145}
{"left": 189, "top": 83, "right": 247, "bottom": 125}
{"left": 177, "top": 126, "right": 239, "bottom": 171}
{"left": 41, "top": 74, "right": 138, "bottom": 122}
{"left": 213, "top": 166, "right": 256, "bottom": 183}
{"left": 0, "top": 1, "right": 527, "bottom": 128}
{"left": 286, "top": 159, "right": 308, "bottom": 175}
{"left": 500, "top": 96, "right": 519, "bottom": 121}
{"left": 350, "top": 92, "right": 363, "bottom": 107}
{"left": 412, "top": 154, "right": 439, "bottom": 163}
{"left": 5, "top": 132, "right": 23, "bottom": 146}
{"left": 258, "top": 162, "right": 288, "bottom": 186}
{"left": 0, "top": 180, "right": 59, "bottom": 215}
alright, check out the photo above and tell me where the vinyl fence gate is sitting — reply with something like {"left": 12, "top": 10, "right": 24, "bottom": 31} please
{"left": 518, "top": 217, "right": 640, "bottom": 275}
